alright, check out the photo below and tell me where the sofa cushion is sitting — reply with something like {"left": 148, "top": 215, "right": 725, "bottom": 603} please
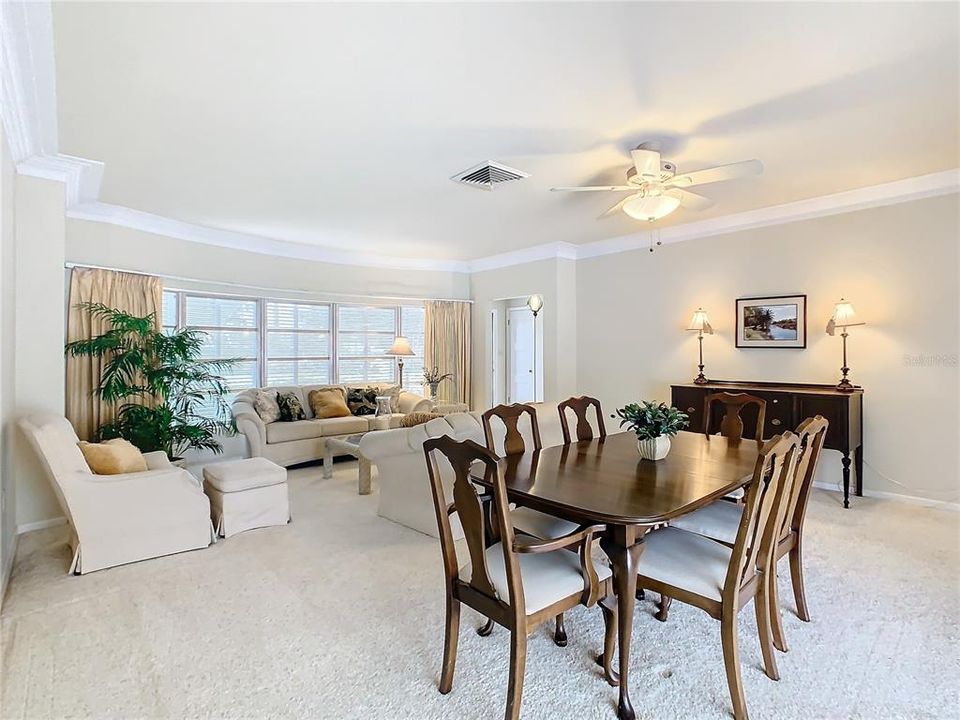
{"left": 266, "top": 420, "right": 323, "bottom": 444}
{"left": 318, "top": 416, "right": 369, "bottom": 436}
{"left": 307, "top": 388, "right": 351, "bottom": 419}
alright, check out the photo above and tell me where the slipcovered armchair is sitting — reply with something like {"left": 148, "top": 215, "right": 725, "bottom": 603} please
{"left": 18, "top": 414, "right": 214, "bottom": 575}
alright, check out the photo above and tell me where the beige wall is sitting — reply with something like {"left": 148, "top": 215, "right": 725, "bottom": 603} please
{"left": 0, "top": 127, "right": 17, "bottom": 598}
{"left": 576, "top": 194, "right": 959, "bottom": 503}
{"left": 66, "top": 219, "right": 470, "bottom": 301}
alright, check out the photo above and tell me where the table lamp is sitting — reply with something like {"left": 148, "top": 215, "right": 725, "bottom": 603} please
{"left": 686, "top": 308, "right": 713, "bottom": 385}
{"left": 386, "top": 336, "right": 415, "bottom": 387}
{"left": 826, "top": 298, "right": 865, "bottom": 392}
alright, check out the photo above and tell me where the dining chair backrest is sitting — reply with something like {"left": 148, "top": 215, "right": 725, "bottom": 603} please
{"left": 423, "top": 434, "right": 524, "bottom": 613}
{"left": 704, "top": 392, "right": 767, "bottom": 442}
{"left": 558, "top": 396, "right": 607, "bottom": 443}
{"left": 777, "top": 416, "right": 829, "bottom": 543}
{"left": 482, "top": 403, "right": 542, "bottom": 457}
{"left": 726, "top": 432, "right": 800, "bottom": 595}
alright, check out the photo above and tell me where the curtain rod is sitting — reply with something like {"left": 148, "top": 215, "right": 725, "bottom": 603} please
{"left": 64, "top": 262, "right": 473, "bottom": 304}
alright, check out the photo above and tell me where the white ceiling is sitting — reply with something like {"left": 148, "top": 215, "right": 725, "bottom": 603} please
{"left": 52, "top": 2, "right": 959, "bottom": 262}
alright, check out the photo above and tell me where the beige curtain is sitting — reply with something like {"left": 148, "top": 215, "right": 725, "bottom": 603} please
{"left": 66, "top": 268, "right": 163, "bottom": 440}
{"left": 424, "top": 300, "right": 472, "bottom": 405}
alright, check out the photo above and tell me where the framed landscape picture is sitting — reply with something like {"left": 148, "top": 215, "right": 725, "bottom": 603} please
{"left": 736, "top": 294, "right": 807, "bottom": 348}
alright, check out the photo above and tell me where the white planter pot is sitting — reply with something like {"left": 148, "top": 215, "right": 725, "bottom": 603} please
{"left": 636, "top": 436, "right": 671, "bottom": 461}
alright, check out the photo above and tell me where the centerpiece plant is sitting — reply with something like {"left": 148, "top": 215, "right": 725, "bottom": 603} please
{"left": 65, "top": 302, "right": 237, "bottom": 460}
{"left": 423, "top": 366, "right": 454, "bottom": 400}
{"left": 615, "top": 401, "right": 689, "bottom": 460}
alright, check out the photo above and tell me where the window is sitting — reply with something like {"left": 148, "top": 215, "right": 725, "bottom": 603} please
{"left": 265, "top": 301, "right": 331, "bottom": 385}
{"left": 183, "top": 295, "right": 260, "bottom": 412}
{"left": 400, "top": 306, "right": 426, "bottom": 394}
{"left": 336, "top": 305, "right": 397, "bottom": 385}
{"left": 162, "top": 291, "right": 429, "bottom": 415}
{"left": 161, "top": 291, "right": 178, "bottom": 334}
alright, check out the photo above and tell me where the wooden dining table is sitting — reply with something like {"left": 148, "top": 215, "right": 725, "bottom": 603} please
{"left": 472, "top": 430, "right": 761, "bottom": 720}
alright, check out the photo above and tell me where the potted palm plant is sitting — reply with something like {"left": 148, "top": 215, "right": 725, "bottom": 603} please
{"left": 65, "top": 303, "right": 237, "bottom": 460}
{"left": 615, "top": 401, "right": 689, "bottom": 461}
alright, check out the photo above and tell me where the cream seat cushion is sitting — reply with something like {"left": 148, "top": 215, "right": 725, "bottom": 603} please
{"left": 461, "top": 542, "right": 612, "bottom": 614}
{"left": 319, "top": 416, "right": 369, "bottom": 436}
{"left": 510, "top": 506, "right": 580, "bottom": 540}
{"left": 203, "top": 457, "right": 286, "bottom": 493}
{"left": 670, "top": 500, "right": 742, "bottom": 545}
{"left": 266, "top": 420, "right": 323, "bottom": 444}
{"left": 636, "top": 526, "right": 732, "bottom": 602}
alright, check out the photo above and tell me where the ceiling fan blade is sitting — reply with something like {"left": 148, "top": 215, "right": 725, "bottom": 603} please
{"left": 675, "top": 188, "right": 716, "bottom": 211}
{"left": 667, "top": 159, "right": 763, "bottom": 188}
{"left": 597, "top": 194, "right": 639, "bottom": 219}
{"left": 630, "top": 148, "right": 662, "bottom": 180}
{"left": 550, "top": 185, "right": 638, "bottom": 192}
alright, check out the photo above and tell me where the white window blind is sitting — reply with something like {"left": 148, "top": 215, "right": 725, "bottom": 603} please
{"left": 161, "top": 291, "right": 178, "bottom": 334}
{"left": 400, "top": 306, "right": 425, "bottom": 394}
{"left": 336, "top": 305, "right": 397, "bottom": 385}
{"left": 266, "top": 301, "right": 332, "bottom": 385}
{"left": 184, "top": 295, "right": 260, "bottom": 409}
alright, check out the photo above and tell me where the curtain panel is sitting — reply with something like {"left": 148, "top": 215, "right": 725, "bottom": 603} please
{"left": 66, "top": 268, "right": 163, "bottom": 441}
{"left": 424, "top": 301, "right": 471, "bottom": 405}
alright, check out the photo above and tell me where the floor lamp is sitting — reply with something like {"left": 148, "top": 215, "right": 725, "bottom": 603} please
{"left": 526, "top": 294, "right": 543, "bottom": 402}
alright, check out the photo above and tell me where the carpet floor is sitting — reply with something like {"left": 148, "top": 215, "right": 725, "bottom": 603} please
{"left": 1, "top": 461, "right": 957, "bottom": 720}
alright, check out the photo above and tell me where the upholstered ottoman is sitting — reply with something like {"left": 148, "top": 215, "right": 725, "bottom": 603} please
{"left": 203, "top": 458, "right": 289, "bottom": 538}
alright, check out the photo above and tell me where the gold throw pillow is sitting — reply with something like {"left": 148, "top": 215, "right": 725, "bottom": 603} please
{"left": 308, "top": 388, "right": 351, "bottom": 419}
{"left": 78, "top": 438, "right": 148, "bottom": 475}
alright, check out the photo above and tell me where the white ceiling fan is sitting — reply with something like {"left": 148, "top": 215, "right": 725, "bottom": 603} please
{"left": 551, "top": 142, "right": 763, "bottom": 222}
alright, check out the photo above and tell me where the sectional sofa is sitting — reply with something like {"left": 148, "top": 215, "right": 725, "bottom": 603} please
{"left": 232, "top": 383, "right": 432, "bottom": 467}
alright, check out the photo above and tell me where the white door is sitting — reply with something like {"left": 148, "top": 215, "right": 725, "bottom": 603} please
{"left": 507, "top": 307, "right": 535, "bottom": 403}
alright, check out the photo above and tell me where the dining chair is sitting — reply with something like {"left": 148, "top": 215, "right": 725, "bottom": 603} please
{"left": 558, "top": 396, "right": 607, "bottom": 444}
{"left": 634, "top": 432, "right": 800, "bottom": 720}
{"left": 705, "top": 391, "right": 767, "bottom": 502}
{"left": 669, "top": 416, "right": 829, "bottom": 651}
{"left": 481, "top": 403, "right": 582, "bottom": 644}
{"left": 423, "top": 434, "right": 616, "bottom": 720}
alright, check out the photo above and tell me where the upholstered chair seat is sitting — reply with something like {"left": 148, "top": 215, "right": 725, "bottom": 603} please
{"left": 509, "top": 506, "right": 581, "bottom": 542}
{"left": 637, "top": 526, "right": 732, "bottom": 601}
{"left": 671, "top": 500, "right": 742, "bottom": 545}
{"left": 462, "top": 541, "right": 613, "bottom": 614}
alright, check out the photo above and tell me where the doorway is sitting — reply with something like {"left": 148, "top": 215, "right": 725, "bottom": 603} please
{"left": 490, "top": 296, "right": 543, "bottom": 406}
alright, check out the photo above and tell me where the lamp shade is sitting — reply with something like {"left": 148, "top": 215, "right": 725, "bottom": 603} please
{"left": 825, "top": 298, "right": 865, "bottom": 336}
{"left": 687, "top": 308, "right": 714, "bottom": 334}
{"left": 386, "top": 336, "right": 415, "bottom": 356}
{"left": 526, "top": 294, "right": 544, "bottom": 314}
{"left": 622, "top": 190, "right": 682, "bottom": 221}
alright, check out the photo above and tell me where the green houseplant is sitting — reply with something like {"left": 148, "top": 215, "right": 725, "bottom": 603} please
{"left": 615, "top": 401, "right": 689, "bottom": 460}
{"left": 65, "top": 303, "right": 237, "bottom": 459}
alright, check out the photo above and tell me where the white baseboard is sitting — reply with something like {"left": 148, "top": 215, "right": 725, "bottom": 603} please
{"left": 813, "top": 481, "right": 959, "bottom": 511}
{"left": 0, "top": 533, "right": 18, "bottom": 609}
{"left": 16, "top": 516, "right": 67, "bottom": 534}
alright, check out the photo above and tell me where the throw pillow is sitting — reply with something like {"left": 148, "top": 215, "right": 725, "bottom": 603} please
{"left": 276, "top": 392, "right": 306, "bottom": 422}
{"left": 78, "top": 438, "right": 148, "bottom": 475}
{"left": 346, "top": 387, "right": 378, "bottom": 416}
{"left": 253, "top": 390, "right": 281, "bottom": 423}
{"left": 379, "top": 384, "right": 402, "bottom": 413}
{"left": 308, "top": 388, "right": 351, "bottom": 419}
{"left": 400, "top": 412, "right": 443, "bottom": 428}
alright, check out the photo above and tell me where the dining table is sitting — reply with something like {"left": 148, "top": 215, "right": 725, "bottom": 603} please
{"left": 471, "top": 429, "right": 761, "bottom": 720}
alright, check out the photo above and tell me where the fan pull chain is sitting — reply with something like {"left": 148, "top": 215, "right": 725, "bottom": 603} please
{"left": 648, "top": 225, "right": 663, "bottom": 253}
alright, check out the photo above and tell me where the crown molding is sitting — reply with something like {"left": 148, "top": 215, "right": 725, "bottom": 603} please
{"left": 0, "top": 0, "right": 58, "bottom": 162}
{"left": 467, "top": 241, "right": 578, "bottom": 273}
{"left": 67, "top": 202, "right": 472, "bottom": 273}
{"left": 18, "top": 154, "right": 104, "bottom": 205}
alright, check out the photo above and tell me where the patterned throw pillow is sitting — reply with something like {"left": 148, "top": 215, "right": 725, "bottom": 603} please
{"left": 379, "top": 384, "right": 402, "bottom": 413}
{"left": 276, "top": 392, "right": 306, "bottom": 422}
{"left": 346, "top": 387, "right": 379, "bottom": 416}
{"left": 400, "top": 412, "right": 443, "bottom": 428}
{"left": 254, "top": 390, "right": 281, "bottom": 423}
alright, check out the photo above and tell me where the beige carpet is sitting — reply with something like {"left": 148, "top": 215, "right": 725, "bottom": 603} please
{"left": 2, "top": 461, "right": 958, "bottom": 720}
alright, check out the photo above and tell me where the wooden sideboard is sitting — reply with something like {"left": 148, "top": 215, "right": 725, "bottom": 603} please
{"left": 671, "top": 380, "right": 864, "bottom": 508}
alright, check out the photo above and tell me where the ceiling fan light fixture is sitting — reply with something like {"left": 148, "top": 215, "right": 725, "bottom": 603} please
{"left": 622, "top": 190, "right": 682, "bottom": 221}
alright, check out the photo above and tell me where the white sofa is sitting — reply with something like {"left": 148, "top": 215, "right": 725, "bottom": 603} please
{"left": 232, "top": 383, "right": 432, "bottom": 467}
{"left": 359, "top": 403, "right": 564, "bottom": 538}
{"left": 18, "top": 414, "right": 214, "bottom": 574}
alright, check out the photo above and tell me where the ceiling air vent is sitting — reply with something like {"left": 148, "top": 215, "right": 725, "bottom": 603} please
{"left": 451, "top": 161, "right": 530, "bottom": 191}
